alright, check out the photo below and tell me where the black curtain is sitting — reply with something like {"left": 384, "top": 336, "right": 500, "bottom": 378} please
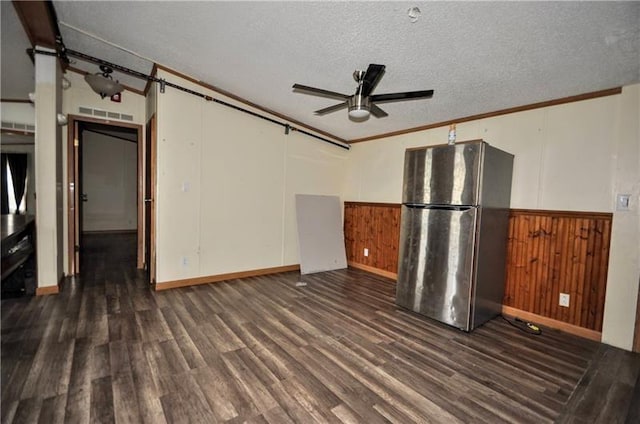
{"left": 1, "top": 154, "right": 8, "bottom": 214}
{"left": 7, "top": 154, "right": 28, "bottom": 214}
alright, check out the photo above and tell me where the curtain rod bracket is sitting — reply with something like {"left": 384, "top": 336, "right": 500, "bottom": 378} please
{"left": 159, "top": 79, "right": 166, "bottom": 94}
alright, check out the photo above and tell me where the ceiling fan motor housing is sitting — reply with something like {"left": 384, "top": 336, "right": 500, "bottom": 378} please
{"left": 348, "top": 95, "right": 370, "bottom": 118}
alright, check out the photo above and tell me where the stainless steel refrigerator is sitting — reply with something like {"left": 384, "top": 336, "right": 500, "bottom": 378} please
{"left": 396, "top": 140, "right": 514, "bottom": 331}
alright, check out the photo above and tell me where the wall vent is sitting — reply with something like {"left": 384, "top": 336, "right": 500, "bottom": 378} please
{"left": 78, "top": 106, "right": 134, "bottom": 122}
{"left": 1, "top": 121, "right": 35, "bottom": 133}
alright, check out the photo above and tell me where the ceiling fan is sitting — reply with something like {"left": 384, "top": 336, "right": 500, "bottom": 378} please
{"left": 292, "top": 64, "right": 434, "bottom": 120}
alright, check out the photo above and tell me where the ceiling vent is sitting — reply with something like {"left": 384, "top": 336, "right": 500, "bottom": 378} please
{"left": 1, "top": 121, "right": 36, "bottom": 133}
{"left": 78, "top": 106, "right": 134, "bottom": 122}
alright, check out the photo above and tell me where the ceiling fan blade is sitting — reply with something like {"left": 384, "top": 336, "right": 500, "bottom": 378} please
{"left": 370, "top": 90, "right": 434, "bottom": 104}
{"left": 361, "top": 64, "right": 386, "bottom": 97}
{"left": 314, "top": 101, "right": 348, "bottom": 115}
{"left": 370, "top": 104, "right": 388, "bottom": 118}
{"left": 292, "top": 84, "right": 350, "bottom": 100}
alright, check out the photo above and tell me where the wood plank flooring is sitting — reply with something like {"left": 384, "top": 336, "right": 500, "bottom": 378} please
{"left": 2, "top": 233, "right": 639, "bottom": 423}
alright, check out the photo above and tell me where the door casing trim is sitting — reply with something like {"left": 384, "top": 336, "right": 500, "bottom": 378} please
{"left": 66, "top": 115, "right": 144, "bottom": 274}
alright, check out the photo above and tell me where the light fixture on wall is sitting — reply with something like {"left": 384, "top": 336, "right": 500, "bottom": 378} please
{"left": 84, "top": 65, "right": 123, "bottom": 99}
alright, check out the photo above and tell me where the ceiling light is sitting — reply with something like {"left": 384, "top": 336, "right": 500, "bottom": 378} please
{"left": 84, "top": 65, "right": 123, "bottom": 99}
{"left": 348, "top": 95, "right": 371, "bottom": 121}
{"left": 348, "top": 107, "right": 370, "bottom": 119}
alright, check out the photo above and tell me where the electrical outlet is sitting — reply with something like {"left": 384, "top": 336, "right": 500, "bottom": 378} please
{"left": 559, "top": 293, "right": 570, "bottom": 307}
{"left": 182, "top": 256, "right": 188, "bottom": 267}
{"left": 364, "top": 248, "right": 369, "bottom": 257}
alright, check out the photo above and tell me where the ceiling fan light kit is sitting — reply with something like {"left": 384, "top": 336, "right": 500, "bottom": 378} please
{"left": 293, "top": 63, "right": 434, "bottom": 122}
{"left": 84, "top": 65, "right": 124, "bottom": 99}
{"left": 348, "top": 96, "right": 371, "bottom": 120}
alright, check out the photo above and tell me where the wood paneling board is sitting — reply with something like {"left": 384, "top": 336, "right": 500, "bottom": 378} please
{"left": 343, "top": 202, "right": 612, "bottom": 334}
{"left": 2, "top": 233, "right": 638, "bottom": 423}
{"left": 504, "top": 210, "right": 612, "bottom": 332}
{"left": 343, "top": 202, "right": 400, "bottom": 274}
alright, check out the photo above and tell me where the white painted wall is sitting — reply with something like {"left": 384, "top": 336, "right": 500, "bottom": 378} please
{"left": 34, "top": 47, "right": 64, "bottom": 288}
{"left": 62, "top": 71, "right": 145, "bottom": 122}
{"left": 1, "top": 102, "right": 34, "bottom": 125}
{"left": 81, "top": 131, "right": 137, "bottom": 232}
{"left": 345, "top": 97, "right": 619, "bottom": 211}
{"left": 601, "top": 85, "right": 640, "bottom": 350}
{"left": 155, "top": 69, "right": 348, "bottom": 282}
{"left": 61, "top": 71, "right": 146, "bottom": 273}
{"left": 344, "top": 85, "right": 640, "bottom": 351}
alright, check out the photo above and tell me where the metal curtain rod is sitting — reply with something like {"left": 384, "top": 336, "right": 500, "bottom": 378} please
{"left": 29, "top": 47, "right": 350, "bottom": 150}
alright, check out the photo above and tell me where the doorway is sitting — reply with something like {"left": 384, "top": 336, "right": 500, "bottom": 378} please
{"left": 67, "top": 115, "right": 144, "bottom": 275}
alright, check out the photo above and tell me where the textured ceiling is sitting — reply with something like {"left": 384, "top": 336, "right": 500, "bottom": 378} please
{"left": 6, "top": 2, "right": 640, "bottom": 141}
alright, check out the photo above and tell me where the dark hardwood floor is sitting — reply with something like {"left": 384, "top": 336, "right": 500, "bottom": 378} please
{"left": 2, "top": 233, "right": 639, "bottom": 423}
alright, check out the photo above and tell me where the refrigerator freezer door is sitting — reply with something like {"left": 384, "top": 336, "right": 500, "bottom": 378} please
{"left": 396, "top": 205, "right": 478, "bottom": 330}
{"left": 403, "top": 143, "right": 482, "bottom": 206}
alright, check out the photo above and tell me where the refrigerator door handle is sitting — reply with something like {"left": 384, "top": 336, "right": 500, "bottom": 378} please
{"left": 405, "top": 204, "right": 475, "bottom": 211}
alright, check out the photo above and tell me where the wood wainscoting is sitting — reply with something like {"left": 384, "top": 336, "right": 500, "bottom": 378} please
{"left": 504, "top": 209, "right": 612, "bottom": 333}
{"left": 343, "top": 202, "right": 613, "bottom": 339}
{"left": 343, "top": 202, "right": 401, "bottom": 277}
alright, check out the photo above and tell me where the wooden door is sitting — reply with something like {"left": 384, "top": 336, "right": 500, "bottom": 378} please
{"left": 74, "top": 121, "right": 83, "bottom": 273}
{"left": 144, "top": 115, "right": 157, "bottom": 283}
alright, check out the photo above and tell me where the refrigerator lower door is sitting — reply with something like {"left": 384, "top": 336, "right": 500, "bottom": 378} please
{"left": 396, "top": 205, "right": 477, "bottom": 330}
